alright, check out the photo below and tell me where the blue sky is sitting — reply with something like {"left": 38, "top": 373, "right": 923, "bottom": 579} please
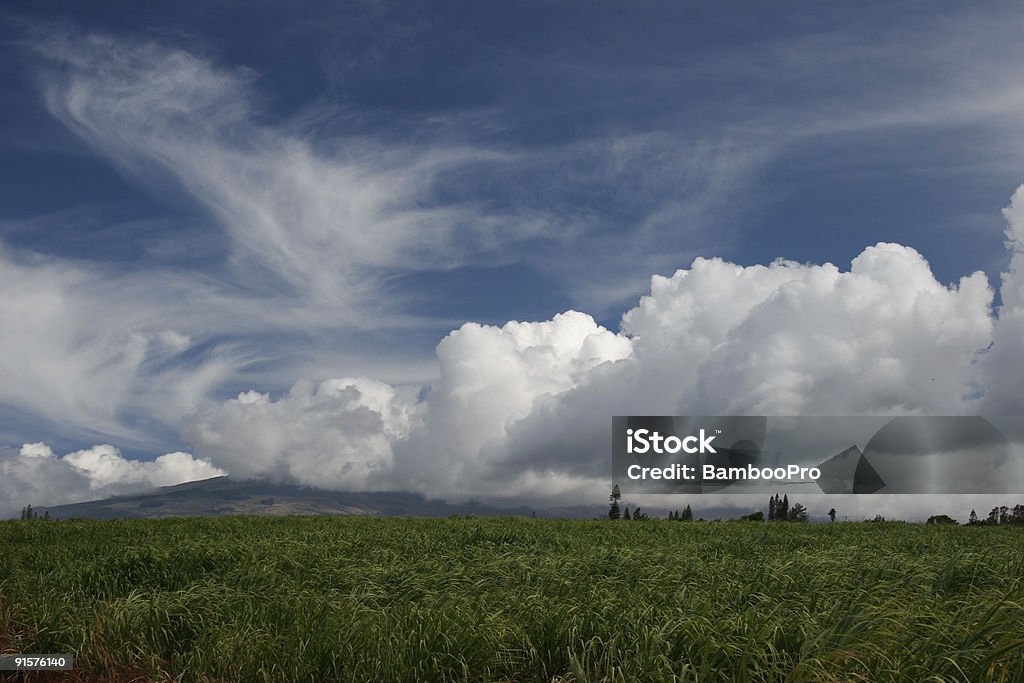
{"left": 3, "top": 1, "right": 1024, "bottom": 514}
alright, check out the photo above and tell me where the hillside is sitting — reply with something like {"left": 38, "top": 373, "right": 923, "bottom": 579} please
{"left": 32, "top": 477, "right": 601, "bottom": 520}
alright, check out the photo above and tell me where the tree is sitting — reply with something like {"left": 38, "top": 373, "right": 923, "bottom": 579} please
{"left": 682, "top": 504, "right": 693, "bottom": 521}
{"left": 988, "top": 507, "right": 1001, "bottom": 525}
{"left": 780, "top": 495, "right": 789, "bottom": 521}
{"left": 740, "top": 511, "right": 764, "bottom": 521}
{"left": 788, "top": 503, "right": 808, "bottom": 522}
{"left": 623, "top": 506, "right": 631, "bottom": 520}
{"left": 828, "top": 508, "right": 837, "bottom": 523}
{"left": 610, "top": 484, "right": 621, "bottom": 503}
{"left": 608, "top": 484, "right": 622, "bottom": 520}
{"left": 632, "top": 507, "right": 648, "bottom": 521}
{"left": 969, "top": 509, "right": 979, "bottom": 525}
{"left": 768, "top": 495, "right": 776, "bottom": 521}
{"left": 1012, "top": 505, "right": 1024, "bottom": 525}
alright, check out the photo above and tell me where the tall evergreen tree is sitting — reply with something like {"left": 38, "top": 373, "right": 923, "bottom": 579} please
{"left": 608, "top": 484, "right": 622, "bottom": 520}
{"left": 683, "top": 504, "right": 692, "bottom": 521}
{"left": 623, "top": 506, "right": 631, "bottom": 520}
{"left": 828, "top": 508, "right": 836, "bottom": 523}
{"left": 780, "top": 495, "right": 789, "bottom": 521}
{"left": 768, "top": 495, "right": 776, "bottom": 521}
{"left": 969, "top": 508, "right": 979, "bottom": 525}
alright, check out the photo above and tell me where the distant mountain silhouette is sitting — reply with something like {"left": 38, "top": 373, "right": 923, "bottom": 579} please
{"left": 33, "top": 477, "right": 607, "bottom": 520}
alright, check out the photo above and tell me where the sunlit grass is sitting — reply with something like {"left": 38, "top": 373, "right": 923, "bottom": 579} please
{"left": 1, "top": 517, "right": 1022, "bottom": 681}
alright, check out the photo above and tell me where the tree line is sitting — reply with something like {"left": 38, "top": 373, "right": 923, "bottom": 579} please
{"left": 606, "top": 484, "right": 1024, "bottom": 525}
{"left": 766, "top": 494, "right": 808, "bottom": 522}
{"left": 607, "top": 485, "right": 814, "bottom": 522}
{"left": 966, "top": 505, "right": 1024, "bottom": 525}
{"left": 19, "top": 504, "right": 52, "bottom": 521}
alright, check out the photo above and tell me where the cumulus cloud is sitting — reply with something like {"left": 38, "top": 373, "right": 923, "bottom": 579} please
{"left": 978, "top": 184, "right": 1024, "bottom": 414}
{"left": 478, "top": 244, "right": 996, "bottom": 507}
{"left": 183, "top": 312, "right": 630, "bottom": 493}
{"left": 651, "top": 244, "right": 992, "bottom": 415}
{"left": 0, "top": 442, "right": 223, "bottom": 518}
{"left": 389, "top": 312, "right": 632, "bottom": 493}
{"left": 183, "top": 378, "right": 416, "bottom": 487}
{"left": 182, "top": 233, "right": 1012, "bottom": 516}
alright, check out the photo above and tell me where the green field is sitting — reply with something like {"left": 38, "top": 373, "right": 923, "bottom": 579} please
{"left": 1, "top": 517, "right": 1022, "bottom": 682}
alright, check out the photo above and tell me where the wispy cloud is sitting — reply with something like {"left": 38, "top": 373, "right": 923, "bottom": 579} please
{"left": 32, "top": 31, "right": 534, "bottom": 320}
{"left": 0, "top": 29, "right": 559, "bottom": 443}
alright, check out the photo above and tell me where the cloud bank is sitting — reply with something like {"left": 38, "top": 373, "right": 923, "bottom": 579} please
{"left": 5, "top": 196, "right": 1024, "bottom": 518}
{"left": 183, "top": 230, "right": 1018, "bottom": 514}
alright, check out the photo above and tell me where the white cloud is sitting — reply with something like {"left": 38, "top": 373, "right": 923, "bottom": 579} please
{"left": 978, "top": 184, "right": 1024, "bottom": 414}
{"left": 0, "top": 442, "right": 223, "bottom": 518}
{"left": 33, "top": 32, "right": 539, "bottom": 316}
{"left": 183, "top": 313, "right": 630, "bottom": 493}
{"left": 62, "top": 445, "right": 223, "bottom": 490}
{"left": 0, "top": 30, "right": 568, "bottom": 445}
{"left": 183, "top": 378, "right": 417, "bottom": 487}
{"left": 662, "top": 245, "right": 992, "bottom": 415}
{"left": 0, "top": 247, "right": 241, "bottom": 444}
{"left": 184, "top": 223, "right": 1017, "bottom": 515}
{"left": 388, "top": 312, "right": 632, "bottom": 493}
{"left": 481, "top": 243, "right": 996, "bottom": 506}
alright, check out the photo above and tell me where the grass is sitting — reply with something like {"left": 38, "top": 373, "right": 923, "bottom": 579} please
{"left": 1, "top": 516, "right": 1022, "bottom": 682}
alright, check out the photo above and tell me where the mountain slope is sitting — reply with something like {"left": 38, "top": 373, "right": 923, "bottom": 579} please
{"left": 33, "top": 477, "right": 597, "bottom": 520}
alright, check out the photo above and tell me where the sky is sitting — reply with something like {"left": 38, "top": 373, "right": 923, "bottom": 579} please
{"left": 3, "top": 1, "right": 1024, "bottom": 519}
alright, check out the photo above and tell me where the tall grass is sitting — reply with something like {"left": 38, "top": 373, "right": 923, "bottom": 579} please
{"left": 1, "top": 517, "right": 1022, "bottom": 681}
